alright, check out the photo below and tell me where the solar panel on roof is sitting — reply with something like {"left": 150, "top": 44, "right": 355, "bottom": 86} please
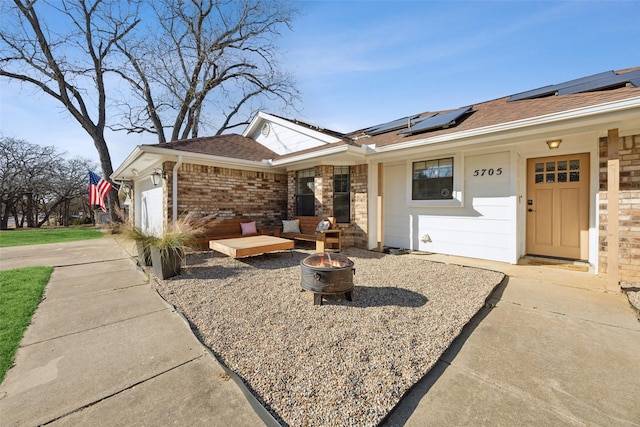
{"left": 508, "top": 85, "right": 557, "bottom": 102}
{"left": 364, "top": 115, "right": 421, "bottom": 135}
{"left": 508, "top": 71, "right": 615, "bottom": 102}
{"left": 399, "top": 106, "right": 472, "bottom": 135}
{"left": 557, "top": 69, "right": 640, "bottom": 95}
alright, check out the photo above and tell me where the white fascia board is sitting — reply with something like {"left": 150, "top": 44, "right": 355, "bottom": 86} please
{"left": 244, "top": 111, "right": 342, "bottom": 144}
{"left": 141, "top": 145, "right": 279, "bottom": 171}
{"left": 370, "top": 96, "right": 640, "bottom": 157}
{"left": 243, "top": 111, "right": 269, "bottom": 137}
{"left": 269, "top": 144, "right": 367, "bottom": 167}
{"left": 111, "top": 146, "right": 145, "bottom": 180}
{"left": 111, "top": 145, "right": 281, "bottom": 182}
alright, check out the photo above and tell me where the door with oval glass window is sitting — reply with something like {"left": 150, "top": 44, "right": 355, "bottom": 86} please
{"left": 526, "top": 153, "right": 590, "bottom": 260}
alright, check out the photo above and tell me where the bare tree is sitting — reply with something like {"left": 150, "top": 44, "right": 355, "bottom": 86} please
{"left": 0, "top": 0, "right": 140, "bottom": 221}
{"left": 0, "top": 136, "right": 97, "bottom": 229}
{"left": 0, "top": 136, "right": 57, "bottom": 229}
{"left": 112, "top": 0, "right": 299, "bottom": 142}
{"left": 47, "top": 156, "right": 99, "bottom": 227}
{"left": 0, "top": 0, "right": 300, "bottom": 226}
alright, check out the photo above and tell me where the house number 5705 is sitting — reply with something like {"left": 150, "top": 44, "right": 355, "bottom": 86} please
{"left": 473, "top": 168, "right": 503, "bottom": 177}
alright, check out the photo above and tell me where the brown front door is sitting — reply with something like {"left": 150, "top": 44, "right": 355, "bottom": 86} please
{"left": 526, "top": 153, "right": 590, "bottom": 260}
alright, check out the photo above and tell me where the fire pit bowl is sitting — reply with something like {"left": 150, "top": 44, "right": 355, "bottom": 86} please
{"left": 300, "top": 252, "right": 355, "bottom": 305}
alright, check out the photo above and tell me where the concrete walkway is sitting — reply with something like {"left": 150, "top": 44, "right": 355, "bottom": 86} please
{"left": 1, "top": 238, "right": 639, "bottom": 426}
{"left": 0, "top": 238, "right": 268, "bottom": 426}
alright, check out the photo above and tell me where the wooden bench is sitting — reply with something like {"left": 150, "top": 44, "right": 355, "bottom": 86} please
{"left": 194, "top": 218, "right": 265, "bottom": 250}
{"left": 279, "top": 216, "right": 341, "bottom": 252}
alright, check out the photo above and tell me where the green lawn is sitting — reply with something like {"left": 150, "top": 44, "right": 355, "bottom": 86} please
{"left": 0, "top": 266, "right": 53, "bottom": 383}
{"left": 0, "top": 227, "right": 104, "bottom": 248}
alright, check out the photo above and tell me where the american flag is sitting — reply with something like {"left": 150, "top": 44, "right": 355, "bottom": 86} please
{"left": 88, "top": 171, "right": 113, "bottom": 212}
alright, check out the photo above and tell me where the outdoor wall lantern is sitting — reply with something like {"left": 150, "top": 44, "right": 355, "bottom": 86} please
{"left": 546, "top": 139, "right": 562, "bottom": 150}
{"left": 150, "top": 169, "right": 164, "bottom": 186}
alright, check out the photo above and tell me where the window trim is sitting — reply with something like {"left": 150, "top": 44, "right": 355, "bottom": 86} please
{"left": 406, "top": 154, "right": 463, "bottom": 207}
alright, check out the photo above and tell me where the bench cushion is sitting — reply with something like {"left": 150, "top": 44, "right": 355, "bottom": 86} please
{"left": 316, "top": 220, "right": 330, "bottom": 231}
{"left": 280, "top": 232, "right": 316, "bottom": 242}
{"left": 282, "top": 219, "right": 301, "bottom": 234}
{"left": 193, "top": 218, "right": 261, "bottom": 249}
{"left": 241, "top": 221, "right": 258, "bottom": 235}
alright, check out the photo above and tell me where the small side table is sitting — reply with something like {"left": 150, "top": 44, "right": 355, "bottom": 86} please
{"left": 316, "top": 229, "right": 341, "bottom": 252}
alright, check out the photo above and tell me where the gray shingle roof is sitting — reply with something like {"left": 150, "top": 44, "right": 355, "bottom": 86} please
{"left": 145, "top": 134, "right": 278, "bottom": 162}
{"left": 357, "top": 85, "right": 640, "bottom": 149}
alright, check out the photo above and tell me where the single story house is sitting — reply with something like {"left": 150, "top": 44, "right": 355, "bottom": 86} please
{"left": 112, "top": 67, "right": 640, "bottom": 291}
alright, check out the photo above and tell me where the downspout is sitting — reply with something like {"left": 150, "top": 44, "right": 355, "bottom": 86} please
{"left": 172, "top": 155, "right": 183, "bottom": 224}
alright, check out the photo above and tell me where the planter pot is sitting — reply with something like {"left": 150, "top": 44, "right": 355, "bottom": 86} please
{"left": 150, "top": 247, "right": 183, "bottom": 279}
{"left": 136, "top": 242, "right": 152, "bottom": 267}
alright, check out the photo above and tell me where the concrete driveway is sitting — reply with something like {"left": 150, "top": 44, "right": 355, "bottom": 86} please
{"left": 384, "top": 253, "right": 640, "bottom": 426}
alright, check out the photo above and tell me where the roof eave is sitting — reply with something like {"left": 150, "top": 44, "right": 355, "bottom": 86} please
{"left": 111, "top": 144, "right": 282, "bottom": 181}
{"left": 269, "top": 144, "right": 369, "bottom": 167}
{"left": 110, "top": 146, "right": 146, "bottom": 181}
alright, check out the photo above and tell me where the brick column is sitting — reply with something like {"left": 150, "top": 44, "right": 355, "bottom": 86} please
{"left": 287, "top": 171, "right": 296, "bottom": 219}
{"left": 599, "top": 132, "right": 640, "bottom": 289}
{"left": 618, "top": 134, "right": 640, "bottom": 287}
{"left": 351, "top": 164, "right": 369, "bottom": 248}
{"left": 315, "top": 165, "right": 333, "bottom": 217}
{"left": 606, "top": 129, "right": 620, "bottom": 291}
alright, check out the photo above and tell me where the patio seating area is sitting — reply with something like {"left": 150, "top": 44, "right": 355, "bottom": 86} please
{"left": 278, "top": 215, "right": 342, "bottom": 252}
{"left": 193, "top": 218, "right": 266, "bottom": 249}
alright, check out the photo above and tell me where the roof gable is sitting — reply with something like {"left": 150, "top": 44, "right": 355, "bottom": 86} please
{"left": 243, "top": 111, "right": 346, "bottom": 156}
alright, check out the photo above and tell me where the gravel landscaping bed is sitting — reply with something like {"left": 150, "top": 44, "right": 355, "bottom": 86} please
{"left": 152, "top": 247, "right": 504, "bottom": 426}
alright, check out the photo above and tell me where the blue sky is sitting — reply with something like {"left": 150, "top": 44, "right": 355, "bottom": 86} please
{"left": 1, "top": 0, "right": 639, "bottom": 169}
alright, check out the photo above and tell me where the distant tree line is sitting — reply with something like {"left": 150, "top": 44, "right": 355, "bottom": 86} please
{"left": 0, "top": 136, "right": 98, "bottom": 230}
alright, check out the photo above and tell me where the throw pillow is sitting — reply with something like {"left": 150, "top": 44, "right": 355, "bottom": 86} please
{"left": 316, "top": 220, "right": 330, "bottom": 232}
{"left": 241, "top": 221, "right": 257, "bottom": 235}
{"left": 282, "top": 219, "right": 300, "bottom": 234}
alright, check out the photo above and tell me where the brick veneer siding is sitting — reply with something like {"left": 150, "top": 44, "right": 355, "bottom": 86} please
{"left": 286, "top": 164, "right": 369, "bottom": 248}
{"left": 163, "top": 161, "right": 287, "bottom": 229}
{"left": 287, "top": 170, "right": 296, "bottom": 220}
{"left": 350, "top": 164, "right": 368, "bottom": 248}
{"left": 599, "top": 133, "right": 640, "bottom": 286}
{"left": 316, "top": 165, "right": 333, "bottom": 217}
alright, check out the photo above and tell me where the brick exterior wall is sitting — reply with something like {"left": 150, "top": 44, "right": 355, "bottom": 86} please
{"left": 316, "top": 165, "right": 333, "bottom": 217}
{"left": 599, "top": 133, "right": 640, "bottom": 286}
{"left": 164, "top": 161, "right": 288, "bottom": 229}
{"left": 287, "top": 170, "right": 296, "bottom": 219}
{"left": 286, "top": 164, "right": 369, "bottom": 248}
{"left": 351, "top": 164, "right": 369, "bottom": 248}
